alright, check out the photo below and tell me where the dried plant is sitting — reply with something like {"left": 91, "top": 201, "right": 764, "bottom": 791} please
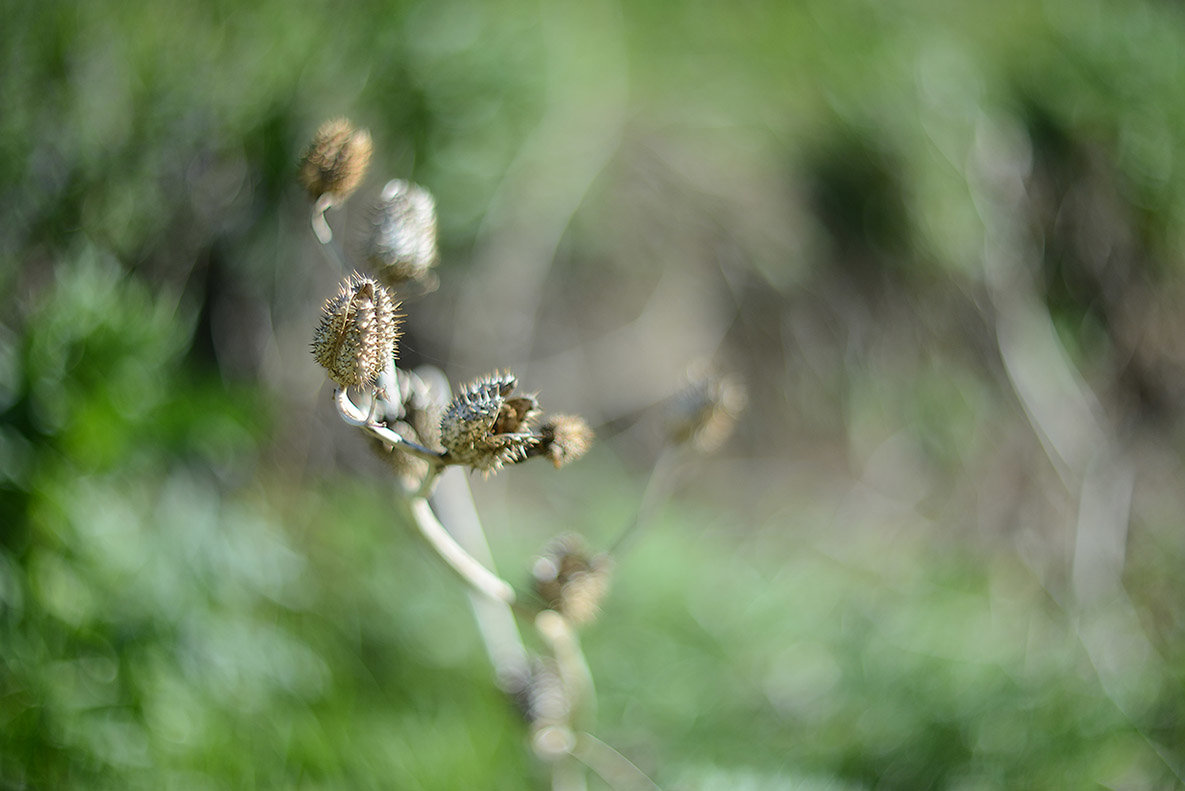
{"left": 298, "top": 117, "right": 373, "bottom": 203}
{"left": 300, "top": 118, "right": 742, "bottom": 790}
{"left": 366, "top": 178, "right": 439, "bottom": 291}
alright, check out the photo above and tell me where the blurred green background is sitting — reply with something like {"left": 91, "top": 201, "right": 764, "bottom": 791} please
{"left": 4, "top": 0, "right": 1185, "bottom": 788}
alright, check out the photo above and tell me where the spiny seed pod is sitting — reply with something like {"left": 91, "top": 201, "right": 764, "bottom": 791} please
{"left": 311, "top": 273, "right": 401, "bottom": 389}
{"left": 440, "top": 372, "right": 538, "bottom": 473}
{"left": 531, "top": 535, "right": 612, "bottom": 627}
{"left": 666, "top": 370, "right": 747, "bottom": 452}
{"left": 298, "top": 118, "right": 373, "bottom": 201}
{"left": 366, "top": 179, "right": 439, "bottom": 288}
{"left": 533, "top": 414, "right": 594, "bottom": 469}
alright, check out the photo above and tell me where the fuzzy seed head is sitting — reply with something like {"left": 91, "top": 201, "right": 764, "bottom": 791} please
{"left": 440, "top": 373, "right": 538, "bottom": 473}
{"left": 538, "top": 414, "right": 594, "bottom": 469}
{"left": 311, "top": 273, "right": 401, "bottom": 389}
{"left": 518, "top": 658, "right": 569, "bottom": 729}
{"left": 667, "top": 370, "right": 747, "bottom": 452}
{"left": 366, "top": 179, "right": 439, "bottom": 288}
{"left": 298, "top": 118, "right": 373, "bottom": 201}
{"left": 531, "top": 535, "right": 612, "bottom": 627}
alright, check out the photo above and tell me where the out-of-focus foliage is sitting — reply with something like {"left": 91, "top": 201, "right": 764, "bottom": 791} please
{"left": 4, "top": 0, "right": 1185, "bottom": 788}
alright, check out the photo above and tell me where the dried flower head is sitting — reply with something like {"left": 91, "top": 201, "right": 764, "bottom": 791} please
{"left": 517, "top": 657, "right": 569, "bottom": 729}
{"left": 440, "top": 373, "right": 538, "bottom": 473}
{"left": 366, "top": 179, "right": 439, "bottom": 288}
{"left": 666, "top": 369, "right": 747, "bottom": 452}
{"left": 533, "top": 414, "right": 594, "bottom": 469}
{"left": 298, "top": 118, "right": 373, "bottom": 201}
{"left": 531, "top": 535, "right": 612, "bottom": 626}
{"left": 516, "top": 658, "right": 576, "bottom": 760}
{"left": 311, "top": 273, "right": 401, "bottom": 389}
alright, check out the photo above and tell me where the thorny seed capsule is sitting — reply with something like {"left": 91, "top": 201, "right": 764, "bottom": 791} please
{"left": 440, "top": 373, "right": 538, "bottom": 473}
{"left": 298, "top": 118, "right": 373, "bottom": 202}
{"left": 311, "top": 273, "right": 401, "bottom": 389}
{"left": 366, "top": 179, "right": 439, "bottom": 288}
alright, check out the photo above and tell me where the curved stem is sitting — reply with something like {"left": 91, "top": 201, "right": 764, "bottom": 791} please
{"left": 335, "top": 388, "right": 446, "bottom": 463}
{"left": 311, "top": 194, "right": 354, "bottom": 274}
{"left": 572, "top": 732, "right": 662, "bottom": 791}
{"left": 536, "top": 610, "right": 596, "bottom": 729}
{"left": 311, "top": 194, "right": 336, "bottom": 244}
{"left": 550, "top": 756, "right": 588, "bottom": 791}
{"left": 429, "top": 466, "right": 531, "bottom": 692}
{"left": 405, "top": 496, "right": 517, "bottom": 605}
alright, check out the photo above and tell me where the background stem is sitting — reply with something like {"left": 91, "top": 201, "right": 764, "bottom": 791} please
{"left": 429, "top": 466, "right": 532, "bottom": 693}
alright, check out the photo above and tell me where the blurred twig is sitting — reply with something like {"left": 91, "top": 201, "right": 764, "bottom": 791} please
{"left": 430, "top": 465, "right": 531, "bottom": 692}
{"left": 572, "top": 732, "right": 662, "bottom": 791}
{"left": 609, "top": 445, "right": 679, "bottom": 558}
{"left": 450, "top": 0, "right": 627, "bottom": 375}
{"left": 971, "top": 115, "right": 1181, "bottom": 783}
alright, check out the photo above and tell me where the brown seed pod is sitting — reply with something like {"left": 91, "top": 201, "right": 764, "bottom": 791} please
{"left": 311, "top": 273, "right": 401, "bottom": 389}
{"left": 531, "top": 535, "right": 612, "bottom": 627}
{"left": 298, "top": 118, "right": 373, "bottom": 202}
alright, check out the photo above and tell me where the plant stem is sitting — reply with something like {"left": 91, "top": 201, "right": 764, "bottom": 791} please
{"left": 551, "top": 756, "right": 588, "bottom": 791}
{"left": 429, "top": 466, "right": 531, "bottom": 692}
{"left": 536, "top": 610, "right": 596, "bottom": 729}
{"left": 572, "top": 732, "right": 662, "bottom": 791}
{"left": 404, "top": 495, "right": 517, "bottom": 605}
{"left": 335, "top": 388, "right": 446, "bottom": 463}
{"left": 311, "top": 194, "right": 336, "bottom": 244}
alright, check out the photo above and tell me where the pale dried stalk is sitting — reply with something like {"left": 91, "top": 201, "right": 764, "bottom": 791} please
{"left": 401, "top": 493, "right": 516, "bottom": 605}
{"left": 335, "top": 388, "right": 444, "bottom": 463}
{"left": 429, "top": 465, "right": 531, "bottom": 691}
{"left": 572, "top": 732, "right": 662, "bottom": 791}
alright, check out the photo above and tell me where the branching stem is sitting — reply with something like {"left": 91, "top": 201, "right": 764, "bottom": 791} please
{"left": 536, "top": 611, "right": 596, "bottom": 729}
{"left": 335, "top": 388, "right": 446, "bottom": 463}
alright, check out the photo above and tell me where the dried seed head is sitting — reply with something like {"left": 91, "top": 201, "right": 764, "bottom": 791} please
{"left": 366, "top": 179, "right": 439, "bottom": 288}
{"left": 536, "top": 414, "right": 594, "bottom": 469}
{"left": 311, "top": 273, "right": 401, "bottom": 389}
{"left": 516, "top": 658, "right": 577, "bottom": 760}
{"left": 517, "top": 658, "right": 569, "bottom": 728}
{"left": 298, "top": 118, "right": 373, "bottom": 201}
{"left": 531, "top": 535, "right": 612, "bottom": 627}
{"left": 440, "top": 373, "right": 539, "bottom": 473}
{"left": 666, "top": 369, "right": 747, "bottom": 452}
